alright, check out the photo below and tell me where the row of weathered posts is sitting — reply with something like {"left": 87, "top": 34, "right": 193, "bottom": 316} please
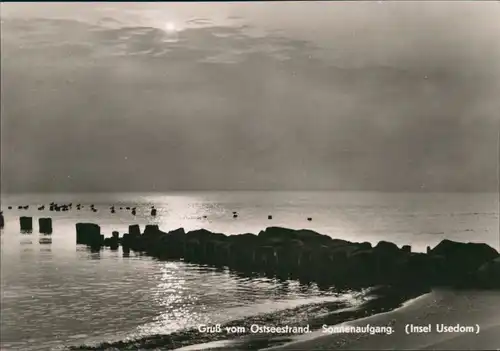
{"left": 75, "top": 222, "right": 500, "bottom": 290}
{"left": 0, "top": 215, "right": 51, "bottom": 233}
{"left": 0, "top": 212, "right": 315, "bottom": 234}
{"left": 16, "top": 216, "right": 52, "bottom": 234}
{"left": 2, "top": 213, "right": 498, "bottom": 289}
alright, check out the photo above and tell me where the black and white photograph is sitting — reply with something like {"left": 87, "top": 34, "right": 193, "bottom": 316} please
{"left": 1, "top": 1, "right": 499, "bottom": 350}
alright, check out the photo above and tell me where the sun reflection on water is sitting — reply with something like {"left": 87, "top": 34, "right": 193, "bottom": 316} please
{"left": 137, "top": 262, "right": 211, "bottom": 336}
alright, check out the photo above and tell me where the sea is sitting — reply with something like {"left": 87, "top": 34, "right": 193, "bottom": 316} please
{"left": 1, "top": 191, "right": 498, "bottom": 350}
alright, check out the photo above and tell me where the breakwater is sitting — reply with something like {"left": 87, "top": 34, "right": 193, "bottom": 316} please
{"left": 73, "top": 221, "right": 500, "bottom": 290}
{"left": 4, "top": 209, "right": 499, "bottom": 289}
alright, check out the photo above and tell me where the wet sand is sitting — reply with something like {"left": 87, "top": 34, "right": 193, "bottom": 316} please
{"left": 265, "top": 289, "right": 500, "bottom": 350}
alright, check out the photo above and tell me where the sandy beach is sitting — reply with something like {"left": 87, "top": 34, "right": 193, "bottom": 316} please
{"left": 265, "top": 289, "right": 500, "bottom": 350}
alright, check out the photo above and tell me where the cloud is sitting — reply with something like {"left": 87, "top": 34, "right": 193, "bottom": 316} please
{"left": 1, "top": 4, "right": 498, "bottom": 192}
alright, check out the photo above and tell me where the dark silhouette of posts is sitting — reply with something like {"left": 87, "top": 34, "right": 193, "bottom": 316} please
{"left": 129, "top": 224, "right": 141, "bottom": 237}
{"left": 0, "top": 211, "right": 4, "bottom": 229}
{"left": 122, "top": 233, "right": 131, "bottom": 253}
{"left": 76, "top": 223, "right": 102, "bottom": 249}
{"left": 20, "top": 216, "right": 33, "bottom": 233}
{"left": 39, "top": 218, "right": 53, "bottom": 234}
{"left": 107, "top": 231, "right": 120, "bottom": 250}
{"left": 144, "top": 225, "right": 159, "bottom": 235}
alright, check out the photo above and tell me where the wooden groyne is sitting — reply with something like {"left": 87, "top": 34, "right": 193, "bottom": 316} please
{"left": 3, "top": 211, "right": 498, "bottom": 290}
{"left": 75, "top": 223, "right": 500, "bottom": 290}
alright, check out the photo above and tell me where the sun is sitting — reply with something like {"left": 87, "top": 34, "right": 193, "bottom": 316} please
{"left": 164, "top": 21, "right": 178, "bottom": 33}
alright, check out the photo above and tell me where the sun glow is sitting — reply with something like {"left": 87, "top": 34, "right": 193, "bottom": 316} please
{"left": 164, "top": 21, "right": 179, "bottom": 33}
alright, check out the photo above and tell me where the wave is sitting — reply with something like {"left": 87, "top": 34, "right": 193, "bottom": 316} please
{"left": 68, "top": 285, "right": 428, "bottom": 351}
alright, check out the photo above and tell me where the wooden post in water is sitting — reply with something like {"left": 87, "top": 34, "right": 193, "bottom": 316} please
{"left": 122, "top": 233, "right": 131, "bottom": 253}
{"left": 143, "top": 225, "right": 159, "bottom": 236}
{"left": 20, "top": 216, "right": 33, "bottom": 233}
{"left": 109, "top": 231, "right": 120, "bottom": 250}
{"left": 129, "top": 224, "right": 141, "bottom": 237}
{"left": 39, "top": 218, "right": 53, "bottom": 234}
{"left": 76, "top": 223, "right": 101, "bottom": 246}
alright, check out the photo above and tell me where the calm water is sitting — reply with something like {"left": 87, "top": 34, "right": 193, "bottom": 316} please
{"left": 1, "top": 191, "right": 498, "bottom": 350}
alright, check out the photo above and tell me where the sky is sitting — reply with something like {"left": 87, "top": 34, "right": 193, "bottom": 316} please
{"left": 1, "top": 2, "right": 499, "bottom": 193}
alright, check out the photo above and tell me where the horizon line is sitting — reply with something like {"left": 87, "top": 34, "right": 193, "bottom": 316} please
{"left": 1, "top": 190, "right": 498, "bottom": 195}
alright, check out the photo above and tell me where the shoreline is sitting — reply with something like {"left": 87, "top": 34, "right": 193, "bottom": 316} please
{"left": 69, "top": 285, "right": 429, "bottom": 350}
{"left": 264, "top": 289, "right": 500, "bottom": 351}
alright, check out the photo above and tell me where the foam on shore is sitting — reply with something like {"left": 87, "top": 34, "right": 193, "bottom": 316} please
{"left": 265, "top": 289, "right": 500, "bottom": 350}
